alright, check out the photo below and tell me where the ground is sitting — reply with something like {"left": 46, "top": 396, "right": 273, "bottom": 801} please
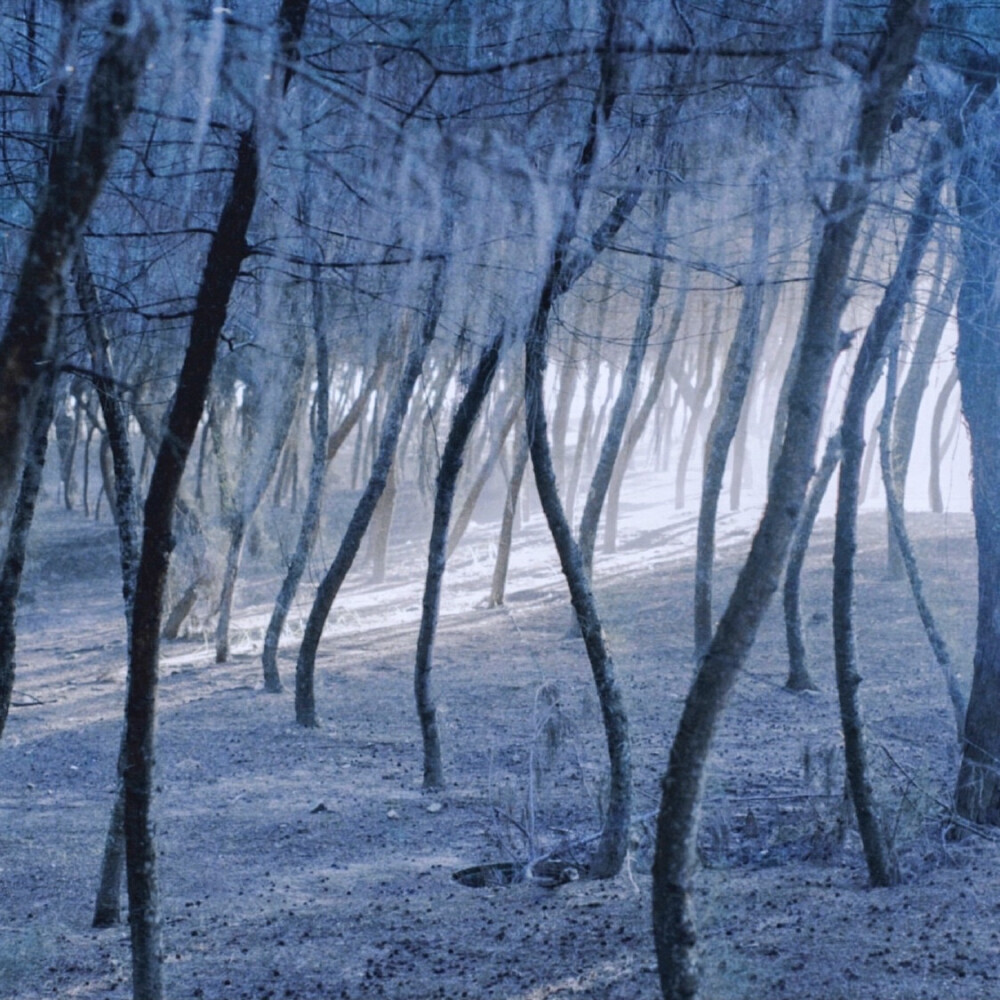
{"left": 1, "top": 485, "right": 995, "bottom": 1000}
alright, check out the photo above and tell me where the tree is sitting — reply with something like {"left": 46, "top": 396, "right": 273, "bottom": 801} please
{"left": 652, "top": 3, "right": 928, "bottom": 994}
{"left": 693, "top": 169, "right": 770, "bottom": 656}
{"left": 0, "top": 2, "right": 158, "bottom": 512}
{"left": 294, "top": 248, "right": 450, "bottom": 728}
{"left": 415, "top": 331, "right": 505, "bottom": 789}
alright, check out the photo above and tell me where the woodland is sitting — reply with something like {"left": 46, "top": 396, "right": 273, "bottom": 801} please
{"left": 2, "top": 1, "right": 1000, "bottom": 999}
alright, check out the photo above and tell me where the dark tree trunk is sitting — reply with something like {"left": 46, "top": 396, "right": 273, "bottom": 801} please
{"left": 0, "top": 7, "right": 157, "bottom": 511}
{"left": 783, "top": 432, "right": 840, "bottom": 692}
{"left": 75, "top": 243, "right": 143, "bottom": 928}
{"left": 295, "top": 256, "right": 449, "bottom": 728}
{"left": 693, "top": 172, "right": 770, "bottom": 656}
{"left": 652, "top": 5, "right": 927, "bottom": 992}
{"left": 125, "top": 127, "right": 259, "bottom": 1000}
{"left": 880, "top": 340, "right": 965, "bottom": 740}
{"left": 835, "top": 133, "right": 943, "bottom": 887}
{"left": 832, "top": 133, "right": 943, "bottom": 889}
{"left": 953, "top": 126, "right": 1000, "bottom": 825}
{"left": 262, "top": 338, "right": 385, "bottom": 692}
{"left": 415, "top": 333, "right": 505, "bottom": 789}
{"left": 526, "top": 313, "right": 632, "bottom": 879}
{"left": 0, "top": 360, "right": 56, "bottom": 741}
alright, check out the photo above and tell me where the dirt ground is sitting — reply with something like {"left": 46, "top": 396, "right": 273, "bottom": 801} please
{"left": 1, "top": 491, "right": 997, "bottom": 1000}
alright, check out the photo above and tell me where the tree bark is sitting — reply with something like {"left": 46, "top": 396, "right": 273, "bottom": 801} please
{"left": 126, "top": 126, "right": 259, "bottom": 1000}
{"left": 75, "top": 242, "right": 143, "bottom": 928}
{"left": 0, "top": 5, "right": 157, "bottom": 512}
{"left": 577, "top": 163, "right": 670, "bottom": 579}
{"left": 415, "top": 333, "right": 505, "bottom": 789}
{"left": 693, "top": 172, "right": 770, "bottom": 656}
{"left": 0, "top": 360, "right": 56, "bottom": 741}
{"left": 953, "top": 120, "right": 1000, "bottom": 825}
{"left": 261, "top": 340, "right": 385, "bottom": 692}
{"left": 447, "top": 383, "right": 522, "bottom": 557}
{"left": 783, "top": 432, "right": 840, "bottom": 692}
{"left": 652, "top": 4, "right": 928, "bottom": 993}
{"left": 886, "top": 255, "right": 960, "bottom": 573}
{"left": 295, "top": 255, "right": 449, "bottom": 728}
{"left": 831, "top": 136, "right": 943, "bottom": 891}
{"left": 603, "top": 278, "right": 686, "bottom": 554}
{"left": 880, "top": 339, "right": 966, "bottom": 741}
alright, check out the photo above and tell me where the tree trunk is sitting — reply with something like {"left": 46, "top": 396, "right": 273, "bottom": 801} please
{"left": 880, "top": 339, "right": 965, "bottom": 741}
{"left": 928, "top": 366, "right": 958, "bottom": 514}
{"left": 565, "top": 337, "right": 603, "bottom": 524}
{"left": 831, "top": 133, "right": 943, "bottom": 889}
{"left": 415, "top": 333, "right": 505, "bottom": 789}
{"left": 126, "top": 126, "right": 259, "bottom": 1000}
{"left": 693, "top": 172, "right": 770, "bottom": 656}
{"left": 783, "top": 432, "right": 840, "bottom": 692}
{"left": 652, "top": 5, "right": 927, "bottom": 992}
{"left": 953, "top": 123, "right": 1000, "bottom": 825}
{"left": 261, "top": 336, "right": 385, "bottom": 692}
{"left": 550, "top": 334, "right": 581, "bottom": 485}
{"left": 886, "top": 256, "right": 961, "bottom": 574}
{"left": 75, "top": 242, "right": 143, "bottom": 928}
{"left": 489, "top": 429, "right": 530, "bottom": 608}
{"left": 295, "top": 255, "right": 449, "bottom": 728}
{"left": 673, "top": 307, "right": 721, "bottom": 511}
{"left": 446, "top": 390, "right": 522, "bottom": 557}
{"left": 0, "top": 361, "right": 56, "bottom": 741}
{"left": 603, "top": 279, "right": 686, "bottom": 554}
{"left": 214, "top": 334, "right": 306, "bottom": 663}
{"left": 578, "top": 158, "right": 671, "bottom": 578}
{"left": 0, "top": 6, "right": 157, "bottom": 512}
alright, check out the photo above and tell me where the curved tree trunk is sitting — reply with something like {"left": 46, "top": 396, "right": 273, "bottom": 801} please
{"left": 953, "top": 121, "right": 1000, "bottom": 825}
{"left": 261, "top": 337, "right": 385, "bottom": 692}
{"left": 880, "top": 340, "right": 965, "bottom": 740}
{"left": 886, "top": 255, "right": 961, "bottom": 574}
{"left": 652, "top": 6, "right": 927, "bottom": 992}
{"left": 693, "top": 172, "right": 770, "bottom": 656}
{"left": 783, "top": 432, "right": 840, "bottom": 692}
{"left": 0, "top": 6, "right": 157, "bottom": 512}
{"left": 294, "top": 253, "right": 449, "bottom": 728}
{"left": 603, "top": 278, "right": 686, "bottom": 553}
{"left": 578, "top": 155, "right": 670, "bottom": 578}
{"left": 0, "top": 362, "right": 56, "bottom": 741}
{"left": 75, "top": 243, "right": 143, "bottom": 929}
{"left": 415, "top": 333, "right": 504, "bottom": 789}
{"left": 831, "top": 134, "right": 943, "bottom": 890}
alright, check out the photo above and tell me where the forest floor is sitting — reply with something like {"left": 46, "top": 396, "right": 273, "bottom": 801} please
{"left": 1, "top": 485, "right": 996, "bottom": 1000}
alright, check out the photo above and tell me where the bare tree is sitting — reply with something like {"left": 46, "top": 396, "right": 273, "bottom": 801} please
{"left": 0, "top": 3, "right": 158, "bottom": 512}
{"left": 653, "top": 4, "right": 928, "bottom": 994}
